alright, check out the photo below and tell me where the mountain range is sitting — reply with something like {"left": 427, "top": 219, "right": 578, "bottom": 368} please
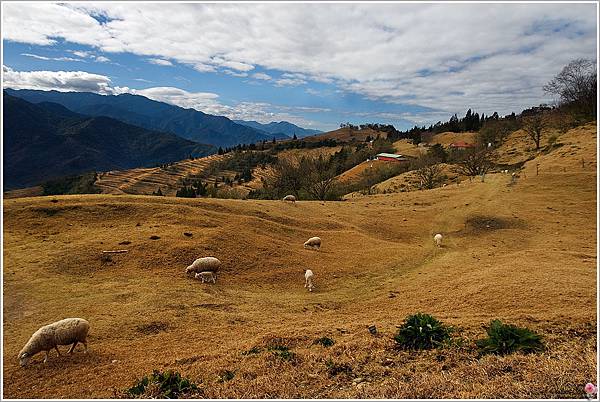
{"left": 5, "top": 89, "right": 302, "bottom": 148}
{"left": 233, "top": 120, "right": 321, "bottom": 138}
{"left": 3, "top": 93, "right": 215, "bottom": 189}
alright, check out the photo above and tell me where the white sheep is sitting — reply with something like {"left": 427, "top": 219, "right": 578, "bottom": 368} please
{"left": 282, "top": 195, "right": 296, "bottom": 203}
{"left": 433, "top": 233, "right": 443, "bottom": 248}
{"left": 304, "top": 269, "right": 315, "bottom": 292}
{"left": 18, "top": 318, "right": 90, "bottom": 366}
{"left": 186, "top": 257, "right": 221, "bottom": 276}
{"left": 303, "top": 236, "right": 321, "bottom": 250}
{"left": 195, "top": 271, "right": 217, "bottom": 283}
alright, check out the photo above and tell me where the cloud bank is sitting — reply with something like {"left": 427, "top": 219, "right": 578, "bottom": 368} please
{"left": 3, "top": 2, "right": 597, "bottom": 121}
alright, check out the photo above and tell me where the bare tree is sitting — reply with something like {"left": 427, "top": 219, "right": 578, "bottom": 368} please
{"left": 544, "top": 58, "right": 597, "bottom": 118}
{"left": 303, "top": 156, "right": 338, "bottom": 200}
{"left": 522, "top": 114, "right": 546, "bottom": 150}
{"left": 452, "top": 147, "right": 495, "bottom": 177}
{"left": 260, "top": 157, "right": 304, "bottom": 198}
{"left": 414, "top": 156, "right": 444, "bottom": 189}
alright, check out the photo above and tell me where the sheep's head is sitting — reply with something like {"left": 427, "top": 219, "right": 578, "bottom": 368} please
{"left": 18, "top": 351, "right": 31, "bottom": 367}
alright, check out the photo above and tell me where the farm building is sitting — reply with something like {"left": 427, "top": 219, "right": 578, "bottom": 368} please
{"left": 448, "top": 141, "right": 476, "bottom": 150}
{"left": 375, "top": 153, "right": 410, "bottom": 163}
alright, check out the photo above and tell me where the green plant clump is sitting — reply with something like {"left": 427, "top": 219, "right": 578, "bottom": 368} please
{"left": 394, "top": 313, "right": 452, "bottom": 350}
{"left": 476, "top": 319, "right": 544, "bottom": 356}
{"left": 126, "top": 370, "right": 199, "bottom": 399}
{"left": 314, "top": 337, "right": 335, "bottom": 347}
{"left": 268, "top": 344, "right": 295, "bottom": 361}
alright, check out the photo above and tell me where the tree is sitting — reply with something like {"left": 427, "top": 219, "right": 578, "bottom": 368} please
{"left": 427, "top": 144, "right": 448, "bottom": 163}
{"left": 293, "top": 133, "right": 298, "bottom": 140}
{"left": 544, "top": 58, "right": 597, "bottom": 119}
{"left": 302, "top": 156, "right": 338, "bottom": 200}
{"left": 452, "top": 147, "right": 494, "bottom": 177}
{"left": 522, "top": 114, "right": 546, "bottom": 150}
{"left": 414, "top": 156, "right": 445, "bottom": 189}
{"left": 478, "top": 119, "right": 519, "bottom": 147}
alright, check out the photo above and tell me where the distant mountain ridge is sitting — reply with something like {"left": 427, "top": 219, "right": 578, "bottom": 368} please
{"left": 3, "top": 93, "right": 215, "bottom": 189}
{"left": 5, "top": 89, "right": 284, "bottom": 148}
{"left": 234, "top": 119, "right": 321, "bottom": 138}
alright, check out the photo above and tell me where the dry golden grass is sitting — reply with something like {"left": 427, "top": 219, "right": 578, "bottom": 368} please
{"left": 422, "top": 131, "right": 478, "bottom": 147}
{"left": 393, "top": 139, "right": 424, "bottom": 157}
{"left": 2, "top": 123, "right": 597, "bottom": 399}
{"left": 3, "top": 186, "right": 43, "bottom": 199}
{"left": 335, "top": 159, "right": 390, "bottom": 183}
{"left": 304, "top": 127, "right": 387, "bottom": 143}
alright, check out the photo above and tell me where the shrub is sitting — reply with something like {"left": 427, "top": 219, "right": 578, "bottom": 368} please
{"left": 314, "top": 337, "right": 335, "bottom": 347}
{"left": 268, "top": 345, "right": 295, "bottom": 361}
{"left": 476, "top": 319, "right": 544, "bottom": 356}
{"left": 217, "top": 369, "right": 235, "bottom": 383}
{"left": 394, "top": 313, "right": 452, "bottom": 350}
{"left": 325, "top": 358, "right": 353, "bottom": 376}
{"left": 42, "top": 172, "right": 101, "bottom": 195}
{"left": 126, "top": 370, "right": 199, "bottom": 399}
{"left": 241, "top": 346, "right": 262, "bottom": 355}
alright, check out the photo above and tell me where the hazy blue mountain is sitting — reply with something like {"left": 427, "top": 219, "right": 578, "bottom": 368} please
{"left": 6, "top": 88, "right": 277, "bottom": 148}
{"left": 234, "top": 119, "right": 322, "bottom": 138}
{"left": 3, "top": 93, "right": 215, "bottom": 189}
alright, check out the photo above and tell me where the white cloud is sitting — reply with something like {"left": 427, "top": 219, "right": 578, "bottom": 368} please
{"left": 3, "top": 65, "right": 115, "bottom": 94}
{"left": 274, "top": 77, "right": 306, "bottom": 87}
{"left": 147, "top": 58, "right": 173, "bottom": 66}
{"left": 252, "top": 72, "right": 272, "bottom": 80}
{"left": 70, "top": 50, "right": 94, "bottom": 58}
{"left": 223, "top": 69, "right": 248, "bottom": 77}
{"left": 94, "top": 55, "right": 111, "bottom": 63}
{"left": 133, "top": 78, "right": 154, "bottom": 83}
{"left": 21, "top": 53, "right": 83, "bottom": 62}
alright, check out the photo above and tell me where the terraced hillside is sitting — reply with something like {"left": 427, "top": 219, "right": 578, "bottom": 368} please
{"left": 3, "top": 122, "right": 596, "bottom": 399}
{"left": 94, "top": 154, "right": 226, "bottom": 196}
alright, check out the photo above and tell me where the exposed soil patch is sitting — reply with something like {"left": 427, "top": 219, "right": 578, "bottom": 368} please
{"left": 135, "top": 322, "right": 170, "bottom": 335}
{"left": 463, "top": 215, "right": 526, "bottom": 233}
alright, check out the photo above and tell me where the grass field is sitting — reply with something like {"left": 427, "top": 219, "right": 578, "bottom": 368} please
{"left": 2, "top": 123, "right": 597, "bottom": 398}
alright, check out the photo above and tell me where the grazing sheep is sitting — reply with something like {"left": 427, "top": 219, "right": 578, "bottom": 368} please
{"left": 195, "top": 271, "right": 217, "bottom": 284}
{"left": 303, "top": 236, "right": 321, "bottom": 250}
{"left": 19, "top": 318, "right": 90, "bottom": 367}
{"left": 433, "top": 233, "right": 443, "bottom": 247}
{"left": 186, "top": 257, "right": 221, "bottom": 276}
{"left": 305, "top": 269, "right": 315, "bottom": 292}
{"left": 283, "top": 195, "right": 296, "bottom": 203}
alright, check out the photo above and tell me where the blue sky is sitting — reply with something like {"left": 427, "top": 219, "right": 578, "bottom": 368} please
{"left": 2, "top": 2, "right": 597, "bottom": 132}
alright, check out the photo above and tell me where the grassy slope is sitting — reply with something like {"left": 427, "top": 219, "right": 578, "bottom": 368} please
{"left": 2, "top": 123, "right": 597, "bottom": 398}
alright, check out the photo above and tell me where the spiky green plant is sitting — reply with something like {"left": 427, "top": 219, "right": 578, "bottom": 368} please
{"left": 476, "top": 319, "right": 544, "bottom": 355}
{"left": 126, "top": 370, "right": 199, "bottom": 399}
{"left": 394, "top": 313, "right": 452, "bottom": 350}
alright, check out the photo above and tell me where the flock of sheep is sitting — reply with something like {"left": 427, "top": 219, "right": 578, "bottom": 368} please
{"left": 17, "top": 194, "right": 444, "bottom": 367}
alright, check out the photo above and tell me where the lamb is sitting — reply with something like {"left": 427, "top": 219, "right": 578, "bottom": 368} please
{"left": 433, "top": 233, "right": 443, "bottom": 248}
{"left": 186, "top": 257, "right": 221, "bottom": 276}
{"left": 282, "top": 195, "right": 296, "bottom": 203}
{"left": 18, "top": 318, "right": 90, "bottom": 367}
{"left": 303, "top": 236, "right": 321, "bottom": 250}
{"left": 195, "top": 271, "right": 217, "bottom": 284}
{"left": 304, "top": 269, "right": 315, "bottom": 292}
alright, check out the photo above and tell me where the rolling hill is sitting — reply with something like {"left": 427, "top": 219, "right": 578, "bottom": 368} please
{"left": 2, "top": 122, "right": 596, "bottom": 398}
{"left": 5, "top": 89, "right": 278, "bottom": 148}
{"left": 3, "top": 93, "right": 215, "bottom": 189}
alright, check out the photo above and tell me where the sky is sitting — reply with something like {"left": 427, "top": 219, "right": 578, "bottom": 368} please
{"left": 2, "top": 2, "right": 597, "bottom": 132}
